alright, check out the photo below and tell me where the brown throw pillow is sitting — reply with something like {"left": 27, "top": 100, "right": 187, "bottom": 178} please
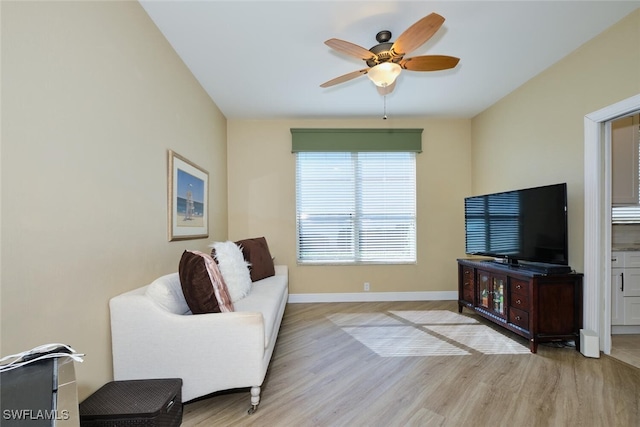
{"left": 235, "top": 237, "right": 275, "bottom": 282}
{"left": 179, "top": 250, "right": 233, "bottom": 314}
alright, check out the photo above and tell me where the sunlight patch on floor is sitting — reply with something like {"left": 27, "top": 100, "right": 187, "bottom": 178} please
{"left": 341, "top": 326, "right": 470, "bottom": 357}
{"left": 326, "top": 312, "right": 405, "bottom": 327}
{"left": 424, "top": 324, "right": 531, "bottom": 355}
{"left": 327, "top": 310, "right": 531, "bottom": 357}
{"left": 390, "top": 310, "right": 480, "bottom": 324}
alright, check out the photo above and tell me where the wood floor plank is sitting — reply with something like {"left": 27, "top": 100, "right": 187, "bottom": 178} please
{"left": 611, "top": 334, "right": 640, "bottom": 369}
{"left": 181, "top": 301, "right": 640, "bottom": 426}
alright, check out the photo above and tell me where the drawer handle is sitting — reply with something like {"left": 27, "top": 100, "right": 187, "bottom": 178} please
{"left": 516, "top": 299, "right": 522, "bottom": 305}
{"left": 515, "top": 316, "right": 521, "bottom": 321}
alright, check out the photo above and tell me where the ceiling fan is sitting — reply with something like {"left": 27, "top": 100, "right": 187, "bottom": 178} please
{"left": 320, "top": 12, "right": 460, "bottom": 95}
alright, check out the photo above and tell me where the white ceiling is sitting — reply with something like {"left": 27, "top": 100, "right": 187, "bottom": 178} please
{"left": 139, "top": 1, "right": 640, "bottom": 120}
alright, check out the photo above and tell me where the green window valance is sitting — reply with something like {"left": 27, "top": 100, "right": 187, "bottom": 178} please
{"left": 290, "top": 128, "right": 423, "bottom": 153}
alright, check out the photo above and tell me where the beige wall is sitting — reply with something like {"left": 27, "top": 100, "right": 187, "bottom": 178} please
{"left": 2, "top": 0, "right": 637, "bottom": 403}
{"left": 227, "top": 119, "right": 472, "bottom": 294}
{"left": 472, "top": 8, "right": 640, "bottom": 273}
{"left": 1, "top": 1, "right": 227, "bottom": 399}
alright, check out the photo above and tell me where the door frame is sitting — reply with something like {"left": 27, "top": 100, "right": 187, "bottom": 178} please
{"left": 584, "top": 93, "right": 640, "bottom": 354}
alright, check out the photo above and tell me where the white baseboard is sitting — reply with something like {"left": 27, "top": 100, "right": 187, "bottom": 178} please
{"left": 288, "top": 291, "right": 457, "bottom": 303}
{"left": 612, "top": 325, "right": 640, "bottom": 334}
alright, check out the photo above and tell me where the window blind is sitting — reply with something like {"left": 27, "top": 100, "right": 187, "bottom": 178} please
{"left": 296, "top": 151, "right": 416, "bottom": 264}
{"left": 465, "top": 193, "right": 520, "bottom": 255}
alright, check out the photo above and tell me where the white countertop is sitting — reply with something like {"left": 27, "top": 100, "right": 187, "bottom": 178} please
{"left": 612, "top": 245, "right": 640, "bottom": 251}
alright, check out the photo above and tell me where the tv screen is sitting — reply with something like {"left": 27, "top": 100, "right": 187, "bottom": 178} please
{"left": 464, "top": 183, "right": 568, "bottom": 265}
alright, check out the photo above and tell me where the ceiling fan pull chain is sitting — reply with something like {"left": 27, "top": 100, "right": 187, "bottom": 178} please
{"left": 383, "top": 94, "right": 388, "bottom": 120}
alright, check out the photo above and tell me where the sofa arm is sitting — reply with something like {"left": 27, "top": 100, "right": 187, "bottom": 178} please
{"left": 110, "top": 290, "right": 267, "bottom": 401}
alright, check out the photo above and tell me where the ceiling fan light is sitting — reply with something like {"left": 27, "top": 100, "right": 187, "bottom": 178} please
{"left": 367, "top": 62, "right": 401, "bottom": 87}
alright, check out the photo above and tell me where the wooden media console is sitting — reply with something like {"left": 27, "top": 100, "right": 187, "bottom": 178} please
{"left": 457, "top": 259, "right": 583, "bottom": 353}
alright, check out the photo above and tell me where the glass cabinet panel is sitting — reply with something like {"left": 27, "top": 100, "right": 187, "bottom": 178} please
{"left": 478, "top": 271, "right": 490, "bottom": 309}
{"left": 477, "top": 269, "right": 506, "bottom": 317}
{"left": 492, "top": 277, "right": 505, "bottom": 315}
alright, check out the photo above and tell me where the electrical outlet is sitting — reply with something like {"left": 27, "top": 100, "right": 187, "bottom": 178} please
{"left": 364, "top": 282, "right": 370, "bottom": 292}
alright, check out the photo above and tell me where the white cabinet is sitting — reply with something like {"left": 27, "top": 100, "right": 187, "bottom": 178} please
{"left": 622, "top": 266, "right": 640, "bottom": 297}
{"left": 612, "top": 115, "right": 639, "bottom": 205}
{"left": 612, "top": 266, "right": 625, "bottom": 325}
{"left": 624, "top": 298, "right": 640, "bottom": 324}
{"left": 611, "top": 251, "right": 640, "bottom": 325}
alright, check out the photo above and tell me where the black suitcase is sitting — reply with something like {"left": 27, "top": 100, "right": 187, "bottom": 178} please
{"left": 79, "top": 379, "right": 182, "bottom": 427}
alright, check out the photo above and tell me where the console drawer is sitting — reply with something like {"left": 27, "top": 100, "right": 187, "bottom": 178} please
{"left": 511, "top": 279, "right": 529, "bottom": 296}
{"left": 625, "top": 252, "right": 640, "bottom": 268}
{"left": 510, "top": 292, "right": 529, "bottom": 311}
{"left": 509, "top": 307, "right": 529, "bottom": 330}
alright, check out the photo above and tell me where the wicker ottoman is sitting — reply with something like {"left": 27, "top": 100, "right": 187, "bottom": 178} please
{"left": 79, "top": 379, "right": 182, "bottom": 427}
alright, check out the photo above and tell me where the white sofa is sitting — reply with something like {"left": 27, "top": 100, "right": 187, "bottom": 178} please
{"left": 109, "top": 265, "right": 288, "bottom": 413}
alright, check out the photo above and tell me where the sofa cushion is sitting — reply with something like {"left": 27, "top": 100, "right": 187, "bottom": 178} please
{"left": 210, "top": 241, "right": 252, "bottom": 303}
{"left": 146, "top": 273, "right": 191, "bottom": 315}
{"left": 179, "top": 250, "right": 233, "bottom": 314}
{"left": 236, "top": 237, "right": 275, "bottom": 282}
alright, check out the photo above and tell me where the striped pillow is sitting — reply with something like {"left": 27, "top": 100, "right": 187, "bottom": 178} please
{"left": 179, "top": 250, "right": 234, "bottom": 314}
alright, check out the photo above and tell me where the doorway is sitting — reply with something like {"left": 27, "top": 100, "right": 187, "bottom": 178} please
{"left": 609, "top": 114, "right": 640, "bottom": 368}
{"left": 584, "top": 93, "right": 640, "bottom": 358}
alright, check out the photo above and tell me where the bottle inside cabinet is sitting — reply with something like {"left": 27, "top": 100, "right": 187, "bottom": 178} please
{"left": 493, "top": 281, "right": 504, "bottom": 315}
{"left": 479, "top": 272, "right": 490, "bottom": 309}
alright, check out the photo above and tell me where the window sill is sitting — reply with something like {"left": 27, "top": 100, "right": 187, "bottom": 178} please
{"left": 296, "top": 261, "right": 417, "bottom": 266}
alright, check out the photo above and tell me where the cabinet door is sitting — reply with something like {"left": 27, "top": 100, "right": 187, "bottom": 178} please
{"left": 492, "top": 275, "right": 506, "bottom": 316}
{"left": 460, "top": 266, "right": 475, "bottom": 304}
{"left": 478, "top": 270, "right": 491, "bottom": 309}
{"left": 477, "top": 270, "right": 507, "bottom": 318}
{"left": 624, "top": 297, "right": 640, "bottom": 325}
{"left": 612, "top": 268, "right": 625, "bottom": 325}
{"left": 622, "top": 268, "right": 640, "bottom": 297}
{"left": 612, "top": 115, "right": 639, "bottom": 205}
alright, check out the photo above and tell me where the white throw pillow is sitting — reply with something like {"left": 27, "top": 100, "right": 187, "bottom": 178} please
{"left": 146, "top": 273, "right": 191, "bottom": 315}
{"left": 210, "top": 241, "right": 252, "bottom": 302}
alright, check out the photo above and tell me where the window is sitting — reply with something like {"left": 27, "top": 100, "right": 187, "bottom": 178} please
{"left": 296, "top": 151, "right": 416, "bottom": 264}
{"left": 612, "top": 119, "right": 640, "bottom": 223}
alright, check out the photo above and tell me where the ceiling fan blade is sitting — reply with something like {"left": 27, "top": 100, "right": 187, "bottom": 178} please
{"left": 400, "top": 55, "right": 460, "bottom": 71}
{"left": 320, "top": 69, "right": 369, "bottom": 88}
{"left": 376, "top": 80, "right": 396, "bottom": 96}
{"left": 325, "top": 38, "right": 375, "bottom": 61}
{"left": 391, "top": 13, "right": 445, "bottom": 57}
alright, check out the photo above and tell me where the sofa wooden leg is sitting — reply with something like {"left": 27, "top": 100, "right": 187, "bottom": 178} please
{"left": 248, "top": 386, "right": 261, "bottom": 414}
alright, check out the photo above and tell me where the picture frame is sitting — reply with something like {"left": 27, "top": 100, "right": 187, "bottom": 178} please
{"left": 168, "top": 150, "right": 209, "bottom": 241}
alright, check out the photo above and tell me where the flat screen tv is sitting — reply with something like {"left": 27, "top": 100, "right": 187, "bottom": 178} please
{"left": 464, "top": 183, "right": 568, "bottom": 266}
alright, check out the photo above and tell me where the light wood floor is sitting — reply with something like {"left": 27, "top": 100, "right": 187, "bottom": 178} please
{"left": 611, "top": 334, "right": 640, "bottom": 369}
{"left": 182, "top": 301, "right": 640, "bottom": 427}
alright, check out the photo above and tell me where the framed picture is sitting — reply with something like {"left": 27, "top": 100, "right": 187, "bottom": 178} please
{"left": 168, "top": 150, "right": 209, "bottom": 241}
